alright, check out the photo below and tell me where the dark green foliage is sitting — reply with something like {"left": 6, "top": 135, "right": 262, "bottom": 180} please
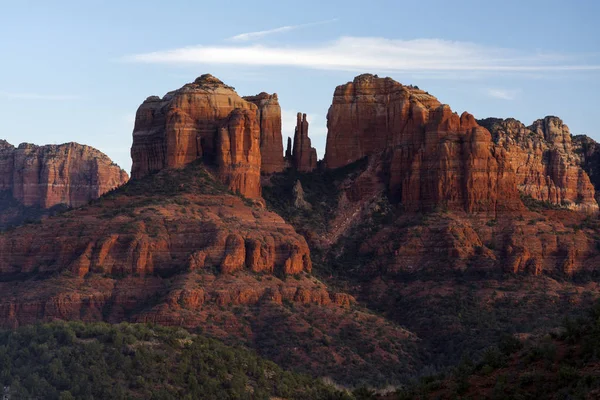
{"left": 0, "top": 321, "right": 346, "bottom": 400}
{"left": 394, "top": 301, "right": 600, "bottom": 399}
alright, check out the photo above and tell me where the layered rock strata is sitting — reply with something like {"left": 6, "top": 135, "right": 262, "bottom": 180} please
{"left": 243, "top": 93, "right": 285, "bottom": 174}
{"left": 131, "top": 75, "right": 286, "bottom": 198}
{"left": 324, "top": 74, "right": 522, "bottom": 213}
{"left": 0, "top": 140, "right": 128, "bottom": 208}
{"left": 480, "top": 117, "right": 598, "bottom": 213}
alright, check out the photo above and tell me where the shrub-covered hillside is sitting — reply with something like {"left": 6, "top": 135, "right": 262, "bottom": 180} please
{"left": 0, "top": 321, "right": 347, "bottom": 400}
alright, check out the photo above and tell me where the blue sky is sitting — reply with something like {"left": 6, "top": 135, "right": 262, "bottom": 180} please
{"left": 1, "top": 0, "right": 599, "bottom": 173}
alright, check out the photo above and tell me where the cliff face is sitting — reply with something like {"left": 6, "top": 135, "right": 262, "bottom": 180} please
{"left": 216, "top": 109, "right": 262, "bottom": 199}
{"left": 325, "top": 74, "right": 522, "bottom": 213}
{"left": 243, "top": 92, "right": 285, "bottom": 174}
{"left": 131, "top": 75, "right": 285, "bottom": 198}
{"left": 324, "top": 74, "right": 441, "bottom": 169}
{"left": 480, "top": 117, "right": 598, "bottom": 213}
{"left": 0, "top": 141, "right": 128, "bottom": 209}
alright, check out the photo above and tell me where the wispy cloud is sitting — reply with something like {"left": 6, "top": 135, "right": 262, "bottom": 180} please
{"left": 228, "top": 19, "right": 338, "bottom": 42}
{"left": 486, "top": 88, "right": 521, "bottom": 100}
{"left": 124, "top": 37, "right": 600, "bottom": 75}
{"left": 0, "top": 91, "right": 80, "bottom": 101}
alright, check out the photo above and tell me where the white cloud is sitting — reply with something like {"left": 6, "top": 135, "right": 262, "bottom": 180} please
{"left": 124, "top": 36, "right": 600, "bottom": 74}
{"left": 486, "top": 88, "right": 521, "bottom": 100}
{"left": 0, "top": 91, "right": 80, "bottom": 101}
{"left": 228, "top": 19, "right": 338, "bottom": 42}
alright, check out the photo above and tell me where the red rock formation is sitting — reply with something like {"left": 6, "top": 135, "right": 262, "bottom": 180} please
{"left": 132, "top": 74, "right": 290, "bottom": 198}
{"left": 216, "top": 109, "right": 262, "bottom": 198}
{"left": 243, "top": 93, "right": 285, "bottom": 174}
{"left": 292, "top": 113, "right": 317, "bottom": 172}
{"left": 325, "top": 74, "right": 441, "bottom": 169}
{"left": 0, "top": 165, "right": 310, "bottom": 281}
{"left": 0, "top": 141, "right": 128, "bottom": 208}
{"left": 324, "top": 74, "right": 522, "bottom": 213}
{"left": 481, "top": 117, "right": 598, "bottom": 213}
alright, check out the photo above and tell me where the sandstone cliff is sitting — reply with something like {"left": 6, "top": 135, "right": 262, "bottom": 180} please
{"left": 324, "top": 74, "right": 441, "bottom": 169}
{"left": 324, "top": 74, "right": 522, "bottom": 213}
{"left": 131, "top": 74, "right": 287, "bottom": 198}
{"left": 0, "top": 140, "right": 128, "bottom": 209}
{"left": 480, "top": 117, "right": 598, "bottom": 213}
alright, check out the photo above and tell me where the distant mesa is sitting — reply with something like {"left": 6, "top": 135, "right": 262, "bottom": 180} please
{"left": 0, "top": 140, "right": 128, "bottom": 228}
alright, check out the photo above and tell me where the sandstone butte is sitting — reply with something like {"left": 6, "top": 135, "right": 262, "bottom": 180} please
{"left": 130, "top": 74, "right": 288, "bottom": 199}
{"left": 0, "top": 140, "right": 128, "bottom": 209}
{"left": 324, "top": 73, "right": 598, "bottom": 214}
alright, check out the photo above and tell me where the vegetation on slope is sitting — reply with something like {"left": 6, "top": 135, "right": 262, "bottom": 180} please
{"left": 0, "top": 321, "right": 347, "bottom": 400}
{"left": 262, "top": 158, "right": 368, "bottom": 234}
{"left": 392, "top": 301, "right": 600, "bottom": 399}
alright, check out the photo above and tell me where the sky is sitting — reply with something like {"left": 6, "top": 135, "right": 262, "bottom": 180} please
{"left": 0, "top": 0, "right": 599, "bottom": 173}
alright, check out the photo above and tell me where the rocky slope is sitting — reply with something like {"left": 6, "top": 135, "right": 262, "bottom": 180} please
{"left": 130, "top": 74, "right": 289, "bottom": 198}
{"left": 263, "top": 74, "right": 600, "bottom": 375}
{"left": 0, "top": 161, "right": 422, "bottom": 385}
{"left": 4, "top": 72, "right": 600, "bottom": 388}
{"left": 0, "top": 140, "right": 128, "bottom": 229}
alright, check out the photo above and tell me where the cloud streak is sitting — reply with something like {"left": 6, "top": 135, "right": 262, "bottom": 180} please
{"left": 486, "top": 88, "right": 520, "bottom": 100}
{"left": 227, "top": 19, "right": 338, "bottom": 41}
{"left": 125, "top": 37, "right": 600, "bottom": 74}
{"left": 0, "top": 91, "right": 80, "bottom": 101}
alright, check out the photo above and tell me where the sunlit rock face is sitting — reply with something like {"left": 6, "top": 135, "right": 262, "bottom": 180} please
{"left": 325, "top": 74, "right": 522, "bottom": 213}
{"left": 0, "top": 140, "right": 128, "bottom": 208}
{"left": 131, "top": 74, "right": 286, "bottom": 198}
